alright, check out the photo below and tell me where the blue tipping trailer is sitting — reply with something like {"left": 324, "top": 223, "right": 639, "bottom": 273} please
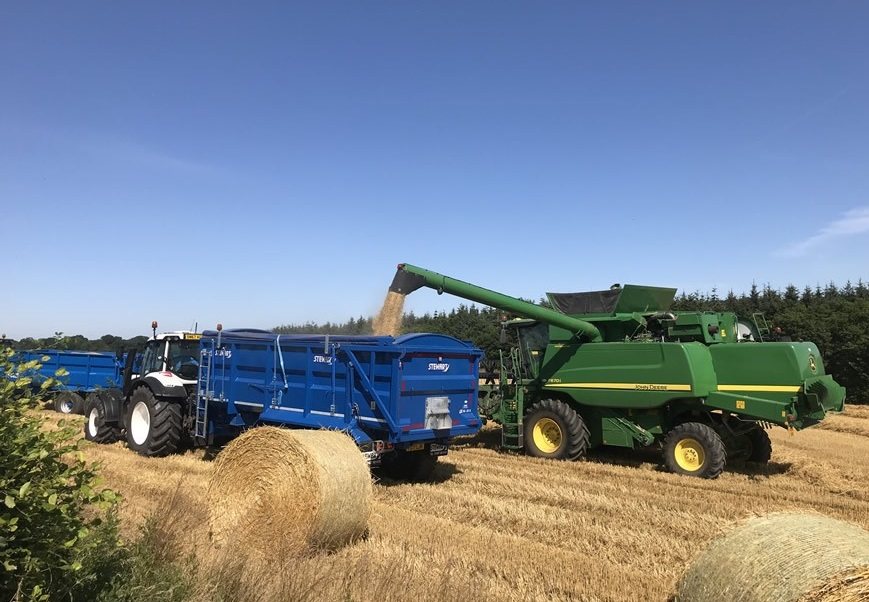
{"left": 86, "top": 328, "right": 484, "bottom": 480}
{"left": 16, "top": 349, "right": 123, "bottom": 414}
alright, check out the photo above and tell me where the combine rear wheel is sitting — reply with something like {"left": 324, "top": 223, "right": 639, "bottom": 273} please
{"left": 125, "top": 387, "right": 183, "bottom": 457}
{"left": 54, "top": 391, "right": 84, "bottom": 415}
{"left": 83, "top": 392, "right": 121, "bottom": 444}
{"left": 743, "top": 425, "right": 772, "bottom": 464}
{"left": 524, "top": 399, "right": 589, "bottom": 460}
{"left": 663, "top": 422, "right": 726, "bottom": 479}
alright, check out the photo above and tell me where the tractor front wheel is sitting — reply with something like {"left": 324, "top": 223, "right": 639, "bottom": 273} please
{"left": 524, "top": 399, "right": 589, "bottom": 460}
{"left": 663, "top": 422, "right": 726, "bottom": 479}
{"left": 125, "top": 387, "right": 183, "bottom": 457}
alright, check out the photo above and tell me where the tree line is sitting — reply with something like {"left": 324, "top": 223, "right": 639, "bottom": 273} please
{"left": 5, "top": 279, "right": 866, "bottom": 403}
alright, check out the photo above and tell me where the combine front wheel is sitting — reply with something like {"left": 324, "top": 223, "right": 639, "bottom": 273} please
{"left": 524, "top": 399, "right": 589, "bottom": 460}
{"left": 663, "top": 423, "right": 726, "bottom": 478}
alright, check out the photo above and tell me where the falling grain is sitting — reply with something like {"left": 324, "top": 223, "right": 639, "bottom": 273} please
{"left": 372, "top": 291, "right": 406, "bottom": 336}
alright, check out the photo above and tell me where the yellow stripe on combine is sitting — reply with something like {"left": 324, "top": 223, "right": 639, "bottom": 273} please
{"left": 717, "top": 384, "right": 801, "bottom": 393}
{"left": 544, "top": 382, "right": 692, "bottom": 392}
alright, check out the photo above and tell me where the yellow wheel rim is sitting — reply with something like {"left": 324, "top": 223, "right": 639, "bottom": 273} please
{"left": 532, "top": 417, "right": 563, "bottom": 454}
{"left": 674, "top": 438, "right": 705, "bottom": 472}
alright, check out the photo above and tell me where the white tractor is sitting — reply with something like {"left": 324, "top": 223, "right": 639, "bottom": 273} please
{"left": 84, "top": 321, "right": 201, "bottom": 456}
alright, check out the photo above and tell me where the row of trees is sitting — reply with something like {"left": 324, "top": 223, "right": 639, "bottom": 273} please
{"left": 2, "top": 333, "right": 149, "bottom": 356}
{"left": 5, "top": 280, "right": 866, "bottom": 402}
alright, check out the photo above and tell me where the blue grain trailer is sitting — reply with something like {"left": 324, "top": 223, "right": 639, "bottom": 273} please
{"left": 16, "top": 349, "right": 124, "bottom": 414}
{"left": 85, "top": 329, "right": 483, "bottom": 480}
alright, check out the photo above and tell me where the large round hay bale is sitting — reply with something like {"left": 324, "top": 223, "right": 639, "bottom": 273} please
{"left": 207, "top": 427, "right": 372, "bottom": 556}
{"left": 677, "top": 513, "right": 869, "bottom": 602}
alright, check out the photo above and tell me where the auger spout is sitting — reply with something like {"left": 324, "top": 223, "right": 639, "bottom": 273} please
{"left": 389, "top": 263, "right": 603, "bottom": 343}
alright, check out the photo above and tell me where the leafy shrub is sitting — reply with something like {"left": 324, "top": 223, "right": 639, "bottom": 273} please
{"left": 0, "top": 348, "right": 124, "bottom": 600}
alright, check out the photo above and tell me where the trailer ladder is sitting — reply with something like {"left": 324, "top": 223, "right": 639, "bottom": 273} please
{"left": 195, "top": 342, "right": 213, "bottom": 439}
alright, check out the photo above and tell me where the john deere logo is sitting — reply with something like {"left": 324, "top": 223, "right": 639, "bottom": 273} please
{"left": 808, "top": 355, "right": 817, "bottom": 373}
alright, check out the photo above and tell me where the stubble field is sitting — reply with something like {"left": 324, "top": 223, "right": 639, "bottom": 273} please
{"left": 50, "top": 405, "right": 869, "bottom": 602}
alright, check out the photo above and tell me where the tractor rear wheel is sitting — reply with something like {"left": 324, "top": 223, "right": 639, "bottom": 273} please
{"left": 524, "top": 398, "right": 589, "bottom": 460}
{"left": 663, "top": 422, "right": 726, "bottom": 478}
{"left": 84, "top": 392, "right": 121, "bottom": 444}
{"left": 125, "top": 387, "right": 183, "bottom": 457}
{"left": 54, "top": 391, "right": 84, "bottom": 415}
{"left": 744, "top": 425, "right": 772, "bottom": 464}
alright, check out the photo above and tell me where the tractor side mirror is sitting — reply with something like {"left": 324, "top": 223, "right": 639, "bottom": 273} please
{"left": 499, "top": 324, "right": 508, "bottom": 346}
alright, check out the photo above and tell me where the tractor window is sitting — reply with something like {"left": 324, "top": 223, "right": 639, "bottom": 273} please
{"left": 139, "top": 342, "right": 163, "bottom": 375}
{"left": 167, "top": 340, "right": 200, "bottom": 380}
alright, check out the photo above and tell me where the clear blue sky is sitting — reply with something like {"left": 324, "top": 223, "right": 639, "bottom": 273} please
{"left": 2, "top": 2, "right": 868, "bottom": 340}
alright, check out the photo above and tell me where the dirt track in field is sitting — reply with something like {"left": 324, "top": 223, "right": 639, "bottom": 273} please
{"left": 53, "top": 407, "right": 869, "bottom": 602}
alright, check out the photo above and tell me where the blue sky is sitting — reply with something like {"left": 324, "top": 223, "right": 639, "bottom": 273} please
{"left": 2, "top": 2, "right": 868, "bottom": 339}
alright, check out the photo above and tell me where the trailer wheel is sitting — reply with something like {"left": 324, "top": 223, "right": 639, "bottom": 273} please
{"left": 377, "top": 451, "right": 438, "bottom": 482}
{"left": 663, "top": 422, "right": 726, "bottom": 478}
{"left": 524, "top": 398, "right": 589, "bottom": 460}
{"left": 84, "top": 392, "right": 121, "bottom": 444}
{"left": 54, "top": 391, "right": 84, "bottom": 415}
{"left": 744, "top": 425, "right": 772, "bottom": 464}
{"left": 125, "top": 387, "right": 183, "bottom": 457}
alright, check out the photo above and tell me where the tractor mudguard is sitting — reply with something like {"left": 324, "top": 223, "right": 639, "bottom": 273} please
{"left": 139, "top": 376, "right": 188, "bottom": 400}
{"left": 98, "top": 388, "right": 125, "bottom": 425}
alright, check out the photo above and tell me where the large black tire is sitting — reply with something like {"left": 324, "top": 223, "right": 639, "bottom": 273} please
{"left": 745, "top": 425, "right": 773, "bottom": 464}
{"left": 663, "top": 422, "right": 727, "bottom": 479}
{"left": 83, "top": 392, "right": 121, "bottom": 444}
{"left": 54, "top": 391, "right": 84, "bottom": 415}
{"left": 125, "top": 387, "right": 183, "bottom": 457}
{"left": 524, "top": 398, "right": 589, "bottom": 460}
{"left": 377, "top": 451, "right": 438, "bottom": 482}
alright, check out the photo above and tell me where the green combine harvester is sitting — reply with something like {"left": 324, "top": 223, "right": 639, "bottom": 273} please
{"left": 389, "top": 263, "right": 846, "bottom": 478}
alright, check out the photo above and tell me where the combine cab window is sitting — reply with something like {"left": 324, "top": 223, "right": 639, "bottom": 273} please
{"left": 517, "top": 322, "right": 549, "bottom": 378}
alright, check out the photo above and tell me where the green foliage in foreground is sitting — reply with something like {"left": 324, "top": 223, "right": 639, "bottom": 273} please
{"left": 0, "top": 348, "right": 126, "bottom": 600}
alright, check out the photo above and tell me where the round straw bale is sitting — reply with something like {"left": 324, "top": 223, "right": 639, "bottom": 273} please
{"left": 207, "top": 427, "right": 372, "bottom": 556}
{"left": 677, "top": 513, "right": 869, "bottom": 602}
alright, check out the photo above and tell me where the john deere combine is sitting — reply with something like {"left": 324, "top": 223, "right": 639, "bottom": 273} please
{"left": 389, "top": 263, "right": 845, "bottom": 478}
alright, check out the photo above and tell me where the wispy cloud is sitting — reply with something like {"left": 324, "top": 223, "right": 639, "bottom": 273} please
{"left": 77, "top": 135, "right": 214, "bottom": 174}
{"left": 776, "top": 207, "right": 869, "bottom": 257}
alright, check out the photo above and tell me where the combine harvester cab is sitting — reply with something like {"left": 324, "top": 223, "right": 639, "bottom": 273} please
{"left": 195, "top": 329, "right": 483, "bottom": 479}
{"left": 387, "top": 262, "right": 846, "bottom": 479}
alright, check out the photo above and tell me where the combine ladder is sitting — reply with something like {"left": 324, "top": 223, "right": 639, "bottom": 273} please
{"left": 195, "top": 342, "right": 213, "bottom": 439}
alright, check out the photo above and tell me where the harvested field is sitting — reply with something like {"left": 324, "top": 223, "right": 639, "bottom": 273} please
{"left": 51, "top": 405, "right": 869, "bottom": 602}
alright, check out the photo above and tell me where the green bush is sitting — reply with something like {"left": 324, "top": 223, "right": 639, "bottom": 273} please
{"left": 0, "top": 348, "right": 124, "bottom": 601}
